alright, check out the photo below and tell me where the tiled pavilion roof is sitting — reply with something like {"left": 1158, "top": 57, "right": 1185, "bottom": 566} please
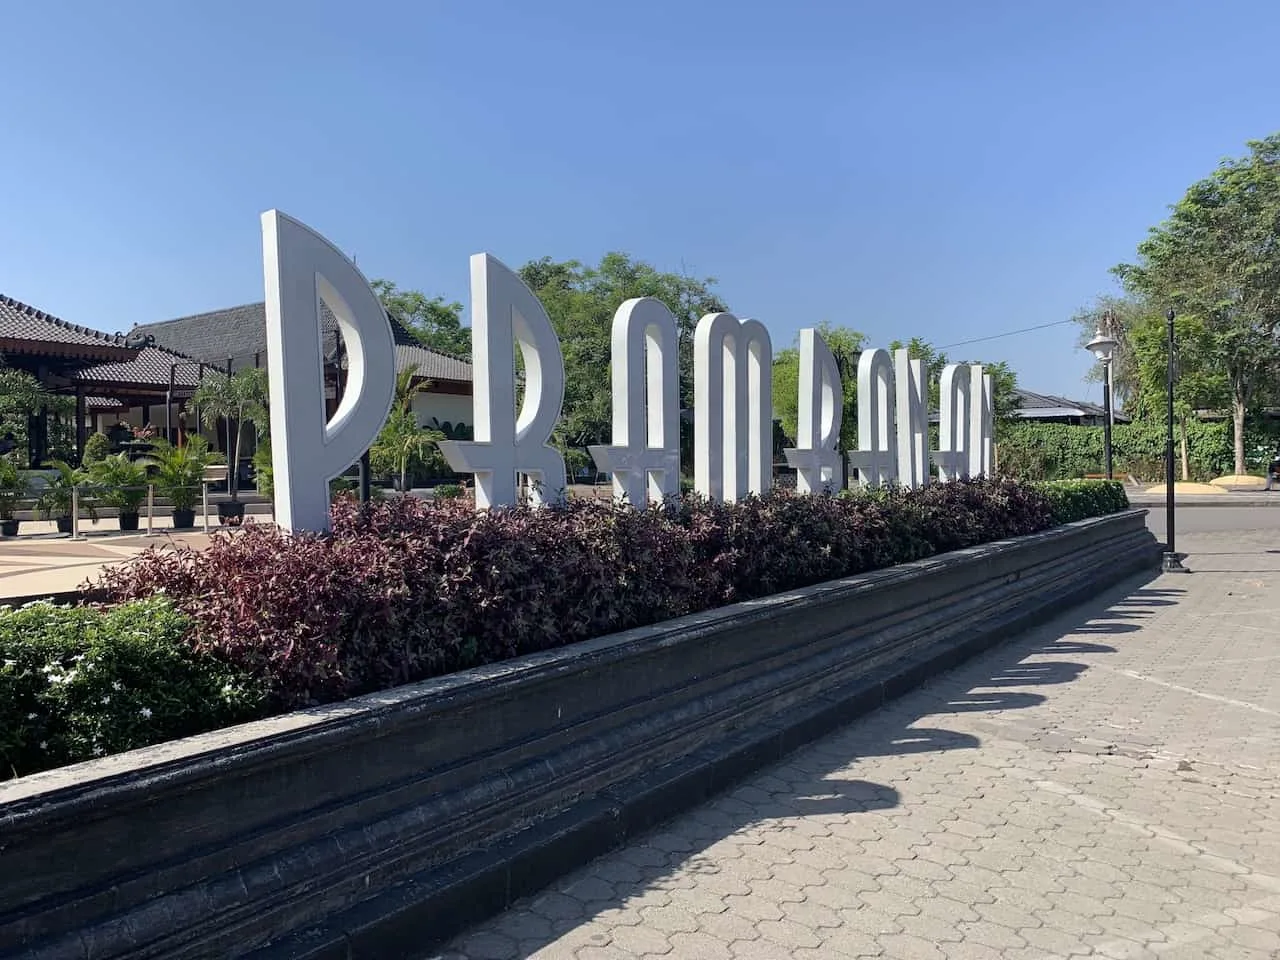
{"left": 0, "top": 294, "right": 137, "bottom": 363}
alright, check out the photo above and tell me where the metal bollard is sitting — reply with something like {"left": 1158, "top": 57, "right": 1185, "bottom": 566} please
{"left": 201, "top": 483, "right": 210, "bottom": 535}
{"left": 147, "top": 483, "right": 155, "bottom": 537}
{"left": 71, "top": 486, "right": 80, "bottom": 540}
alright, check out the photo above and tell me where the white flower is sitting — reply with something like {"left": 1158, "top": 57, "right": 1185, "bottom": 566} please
{"left": 92, "top": 746, "right": 104, "bottom": 756}
{"left": 26, "top": 712, "right": 37, "bottom": 721}
{"left": 112, "top": 681, "right": 123, "bottom": 691}
{"left": 139, "top": 707, "right": 152, "bottom": 719}
{"left": 39, "top": 741, "right": 48, "bottom": 750}
{"left": 100, "top": 695, "right": 111, "bottom": 705}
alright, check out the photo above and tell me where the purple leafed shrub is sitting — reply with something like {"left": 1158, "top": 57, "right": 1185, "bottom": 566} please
{"left": 95, "top": 479, "right": 1061, "bottom": 710}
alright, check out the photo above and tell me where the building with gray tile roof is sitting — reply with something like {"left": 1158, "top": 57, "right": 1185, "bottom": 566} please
{"left": 0, "top": 294, "right": 137, "bottom": 362}
{"left": 131, "top": 301, "right": 473, "bottom": 385}
{"left": 0, "top": 292, "right": 212, "bottom": 463}
{"left": 1013, "top": 388, "right": 1128, "bottom": 425}
{"left": 71, "top": 344, "right": 205, "bottom": 393}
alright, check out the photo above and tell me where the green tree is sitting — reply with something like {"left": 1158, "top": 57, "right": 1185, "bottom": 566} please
{"left": 371, "top": 279, "right": 470, "bottom": 356}
{"left": 1070, "top": 294, "right": 1150, "bottom": 413}
{"left": 1114, "top": 133, "right": 1280, "bottom": 475}
{"left": 518, "top": 253, "right": 728, "bottom": 461}
{"left": 0, "top": 364, "right": 74, "bottom": 467}
{"left": 190, "top": 368, "right": 269, "bottom": 500}
{"left": 1126, "top": 312, "right": 1230, "bottom": 479}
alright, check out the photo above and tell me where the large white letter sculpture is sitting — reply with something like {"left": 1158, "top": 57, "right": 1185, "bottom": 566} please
{"left": 694, "top": 313, "right": 773, "bottom": 502}
{"left": 438, "top": 254, "right": 567, "bottom": 508}
{"left": 262, "top": 210, "right": 397, "bottom": 533}
{"left": 782, "top": 329, "right": 843, "bottom": 494}
{"left": 847, "top": 348, "right": 899, "bottom": 488}
{"left": 587, "top": 297, "right": 681, "bottom": 506}
{"left": 935, "top": 363, "right": 992, "bottom": 481}
{"left": 895, "top": 348, "right": 929, "bottom": 488}
{"left": 976, "top": 370, "right": 995, "bottom": 476}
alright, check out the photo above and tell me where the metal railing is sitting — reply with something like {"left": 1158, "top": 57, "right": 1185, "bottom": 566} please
{"left": 2, "top": 480, "right": 255, "bottom": 540}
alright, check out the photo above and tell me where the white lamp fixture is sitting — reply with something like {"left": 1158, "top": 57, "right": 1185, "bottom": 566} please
{"left": 1087, "top": 327, "right": 1118, "bottom": 363}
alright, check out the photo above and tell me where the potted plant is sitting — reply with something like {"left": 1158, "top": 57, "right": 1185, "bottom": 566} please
{"left": 84, "top": 452, "right": 149, "bottom": 532}
{"left": 191, "top": 369, "right": 268, "bottom": 525}
{"left": 147, "top": 438, "right": 210, "bottom": 530}
{"left": 371, "top": 408, "right": 445, "bottom": 494}
{"left": 0, "top": 456, "right": 29, "bottom": 537}
{"left": 36, "top": 460, "right": 98, "bottom": 535}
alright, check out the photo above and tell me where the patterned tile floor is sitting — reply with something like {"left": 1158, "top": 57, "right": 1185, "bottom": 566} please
{"left": 435, "top": 530, "right": 1280, "bottom": 959}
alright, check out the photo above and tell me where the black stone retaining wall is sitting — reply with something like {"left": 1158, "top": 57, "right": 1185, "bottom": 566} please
{"left": 0, "top": 511, "right": 1160, "bottom": 959}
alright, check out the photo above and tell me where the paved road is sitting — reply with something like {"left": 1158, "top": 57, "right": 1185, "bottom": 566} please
{"left": 1144, "top": 505, "right": 1280, "bottom": 542}
{"left": 433, "top": 516, "right": 1280, "bottom": 959}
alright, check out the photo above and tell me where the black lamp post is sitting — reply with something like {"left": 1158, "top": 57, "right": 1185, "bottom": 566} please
{"left": 1086, "top": 313, "right": 1119, "bottom": 480}
{"left": 1163, "top": 308, "right": 1188, "bottom": 573}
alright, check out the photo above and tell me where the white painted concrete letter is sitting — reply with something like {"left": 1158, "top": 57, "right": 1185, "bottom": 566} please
{"left": 894, "top": 348, "right": 929, "bottom": 488}
{"left": 262, "top": 210, "right": 396, "bottom": 533}
{"left": 438, "top": 254, "right": 566, "bottom": 508}
{"left": 694, "top": 313, "right": 773, "bottom": 502}
{"left": 847, "top": 348, "right": 899, "bottom": 488}
{"left": 977, "top": 371, "right": 995, "bottom": 477}
{"left": 782, "top": 329, "right": 843, "bottom": 494}
{"left": 935, "top": 363, "right": 986, "bottom": 481}
{"left": 588, "top": 297, "right": 681, "bottom": 506}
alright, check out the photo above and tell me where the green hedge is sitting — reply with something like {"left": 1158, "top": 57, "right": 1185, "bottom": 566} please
{"left": 5, "top": 480, "right": 1132, "bottom": 781}
{"left": 1036, "top": 479, "right": 1130, "bottom": 525}
{"left": 0, "top": 598, "right": 264, "bottom": 779}
{"left": 998, "top": 420, "right": 1280, "bottom": 482}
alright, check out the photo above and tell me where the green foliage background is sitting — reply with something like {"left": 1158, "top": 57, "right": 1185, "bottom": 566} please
{"left": 997, "top": 419, "right": 1280, "bottom": 482}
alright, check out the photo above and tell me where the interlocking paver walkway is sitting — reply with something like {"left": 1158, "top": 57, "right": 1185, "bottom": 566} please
{"left": 434, "top": 529, "right": 1280, "bottom": 959}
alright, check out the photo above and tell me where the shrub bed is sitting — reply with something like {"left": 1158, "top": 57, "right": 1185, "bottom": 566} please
{"left": 998, "top": 419, "right": 1280, "bottom": 482}
{"left": 0, "top": 598, "right": 263, "bottom": 779}
{"left": 1038, "top": 479, "right": 1129, "bottom": 525}
{"left": 3, "top": 479, "right": 1129, "bottom": 779}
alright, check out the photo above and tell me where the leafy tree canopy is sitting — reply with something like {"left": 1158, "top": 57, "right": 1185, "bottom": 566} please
{"left": 371, "top": 279, "right": 470, "bottom": 357}
{"left": 518, "top": 252, "right": 728, "bottom": 450}
{"left": 1114, "top": 133, "right": 1280, "bottom": 474}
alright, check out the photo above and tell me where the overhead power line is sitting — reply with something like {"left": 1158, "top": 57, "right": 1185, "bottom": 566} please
{"left": 939, "top": 318, "right": 1076, "bottom": 351}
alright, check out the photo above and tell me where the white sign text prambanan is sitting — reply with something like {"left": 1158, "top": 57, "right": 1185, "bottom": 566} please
{"left": 262, "top": 211, "right": 994, "bottom": 533}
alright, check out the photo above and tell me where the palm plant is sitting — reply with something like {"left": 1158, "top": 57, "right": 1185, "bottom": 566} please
{"left": 191, "top": 368, "right": 269, "bottom": 501}
{"left": 371, "top": 408, "right": 445, "bottom": 493}
{"left": 84, "top": 453, "right": 149, "bottom": 523}
{"left": 146, "top": 438, "right": 210, "bottom": 520}
{"left": 36, "top": 460, "right": 98, "bottom": 528}
{"left": 0, "top": 456, "right": 29, "bottom": 531}
{"left": 394, "top": 363, "right": 430, "bottom": 415}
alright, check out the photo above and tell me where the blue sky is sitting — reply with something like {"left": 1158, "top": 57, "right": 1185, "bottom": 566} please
{"left": 2, "top": 0, "right": 1278, "bottom": 401}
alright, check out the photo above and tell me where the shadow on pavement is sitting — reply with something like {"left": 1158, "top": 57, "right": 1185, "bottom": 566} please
{"left": 434, "top": 577, "right": 1183, "bottom": 959}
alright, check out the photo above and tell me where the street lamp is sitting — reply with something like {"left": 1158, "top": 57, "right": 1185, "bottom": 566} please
{"left": 1086, "top": 314, "right": 1119, "bottom": 480}
{"left": 1162, "top": 308, "right": 1188, "bottom": 573}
